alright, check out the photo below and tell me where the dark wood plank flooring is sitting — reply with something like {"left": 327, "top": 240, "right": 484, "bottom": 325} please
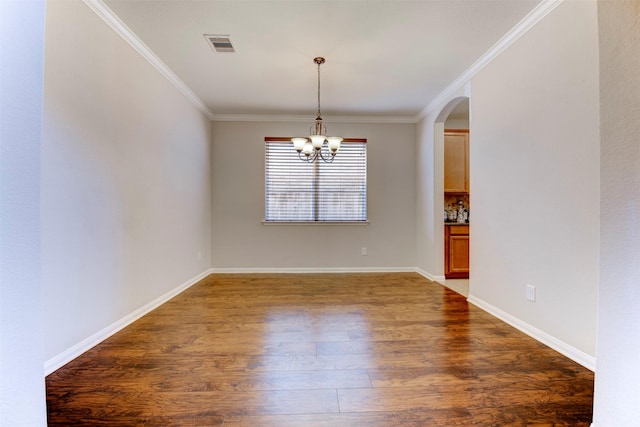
{"left": 46, "top": 273, "right": 594, "bottom": 426}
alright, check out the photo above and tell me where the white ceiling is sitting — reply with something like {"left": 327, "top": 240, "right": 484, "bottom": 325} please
{"left": 102, "top": 0, "right": 541, "bottom": 120}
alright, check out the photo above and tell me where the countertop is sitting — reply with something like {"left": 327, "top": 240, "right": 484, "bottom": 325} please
{"left": 444, "top": 222, "right": 469, "bottom": 226}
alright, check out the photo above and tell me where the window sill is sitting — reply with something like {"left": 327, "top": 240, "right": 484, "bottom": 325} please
{"left": 262, "top": 220, "right": 369, "bottom": 226}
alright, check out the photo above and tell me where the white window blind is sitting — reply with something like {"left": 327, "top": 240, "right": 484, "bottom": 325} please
{"left": 265, "top": 137, "right": 367, "bottom": 222}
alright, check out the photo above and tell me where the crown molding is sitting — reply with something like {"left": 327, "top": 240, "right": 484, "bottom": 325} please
{"left": 211, "top": 114, "right": 416, "bottom": 124}
{"left": 84, "top": 0, "right": 562, "bottom": 125}
{"left": 415, "top": 0, "right": 564, "bottom": 122}
{"left": 81, "top": 0, "right": 414, "bottom": 125}
{"left": 82, "top": 0, "right": 215, "bottom": 120}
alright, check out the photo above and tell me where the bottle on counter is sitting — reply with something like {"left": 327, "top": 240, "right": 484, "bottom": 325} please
{"left": 447, "top": 205, "right": 457, "bottom": 222}
{"left": 457, "top": 208, "right": 468, "bottom": 223}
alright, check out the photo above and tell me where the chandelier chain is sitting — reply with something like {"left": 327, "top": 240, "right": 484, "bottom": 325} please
{"left": 317, "top": 60, "right": 322, "bottom": 118}
{"left": 291, "top": 56, "right": 341, "bottom": 163}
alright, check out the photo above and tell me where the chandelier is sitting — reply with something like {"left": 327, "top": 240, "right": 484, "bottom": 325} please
{"left": 291, "top": 57, "right": 343, "bottom": 163}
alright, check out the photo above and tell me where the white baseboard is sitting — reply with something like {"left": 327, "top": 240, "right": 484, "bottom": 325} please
{"left": 44, "top": 268, "right": 214, "bottom": 375}
{"left": 44, "top": 267, "right": 424, "bottom": 375}
{"left": 415, "top": 267, "right": 445, "bottom": 282}
{"left": 45, "top": 269, "right": 596, "bottom": 377}
{"left": 467, "top": 295, "right": 596, "bottom": 372}
{"left": 209, "top": 267, "right": 417, "bottom": 274}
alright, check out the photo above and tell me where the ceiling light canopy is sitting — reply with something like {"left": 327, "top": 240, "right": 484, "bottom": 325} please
{"left": 292, "top": 57, "right": 342, "bottom": 163}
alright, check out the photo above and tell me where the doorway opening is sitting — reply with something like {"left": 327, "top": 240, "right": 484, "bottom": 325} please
{"left": 440, "top": 99, "right": 470, "bottom": 296}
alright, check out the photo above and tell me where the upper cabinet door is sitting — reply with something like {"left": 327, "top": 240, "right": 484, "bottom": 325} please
{"left": 444, "top": 131, "right": 469, "bottom": 193}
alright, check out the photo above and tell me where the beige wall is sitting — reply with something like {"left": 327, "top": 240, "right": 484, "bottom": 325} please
{"left": 468, "top": 0, "right": 600, "bottom": 361}
{"left": 211, "top": 121, "right": 416, "bottom": 270}
{"left": 444, "top": 118, "right": 469, "bottom": 130}
{"left": 41, "top": 1, "right": 212, "bottom": 366}
{"left": 593, "top": 1, "right": 640, "bottom": 425}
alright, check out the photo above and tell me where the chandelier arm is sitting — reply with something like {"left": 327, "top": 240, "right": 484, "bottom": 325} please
{"left": 318, "top": 147, "right": 336, "bottom": 163}
{"left": 301, "top": 151, "right": 315, "bottom": 163}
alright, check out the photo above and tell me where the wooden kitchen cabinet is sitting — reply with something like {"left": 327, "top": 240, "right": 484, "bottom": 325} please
{"left": 445, "top": 224, "right": 469, "bottom": 279}
{"left": 444, "top": 131, "right": 469, "bottom": 193}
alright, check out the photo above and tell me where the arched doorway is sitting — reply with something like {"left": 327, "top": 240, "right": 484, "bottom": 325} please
{"left": 436, "top": 97, "right": 469, "bottom": 296}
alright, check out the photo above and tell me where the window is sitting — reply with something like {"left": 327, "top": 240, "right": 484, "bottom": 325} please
{"left": 265, "top": 137, "right": 367, "bottom": 222}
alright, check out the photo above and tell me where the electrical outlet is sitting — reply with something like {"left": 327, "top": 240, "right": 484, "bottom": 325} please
{"left": 361, "top": 247, "right": 367, "bottom": 256}
{"left": 526, "top": 284, "right": 536, "bottom": 302}
{"left": 197, "top": 251, "right": 202, "bottom": 261}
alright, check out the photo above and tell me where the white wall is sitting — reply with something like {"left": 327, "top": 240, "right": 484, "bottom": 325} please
{"left": 468, "top": 1, "right": 600, "bottom": 362}
{"left": 593, "top": 1, "right": 640, "bottom": 425}
{"left": 211, "top": 121, "right": 416, "bottom": 270}
{"left": 41, "top": 1, "right": 212, "bottom": 366}
{"left": 0, "top": 1, "right": 48, "bottom": 424}
{"left": 415, "top": 115, "right": 439, "bottom": 279}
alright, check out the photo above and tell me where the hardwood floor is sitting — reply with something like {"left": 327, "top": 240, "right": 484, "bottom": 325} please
{"left": 46, "top": 273, "right": 594, "bottom": 426}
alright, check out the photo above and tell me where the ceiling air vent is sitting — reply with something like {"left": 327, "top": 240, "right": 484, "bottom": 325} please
{"left": 204, "top": 35, "right": 235, "bottom": 53}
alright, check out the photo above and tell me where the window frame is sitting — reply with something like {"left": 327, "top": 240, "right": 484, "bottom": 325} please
{"left": 264, "top": 136, "right": 368, "bottom": 224}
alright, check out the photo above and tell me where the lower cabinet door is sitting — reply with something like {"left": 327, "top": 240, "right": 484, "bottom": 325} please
{"left": 445, "top": 226, "right": 469, "bottom": 279}
{"left": 448, "top": 235, "right": 469, "bottom": 276}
